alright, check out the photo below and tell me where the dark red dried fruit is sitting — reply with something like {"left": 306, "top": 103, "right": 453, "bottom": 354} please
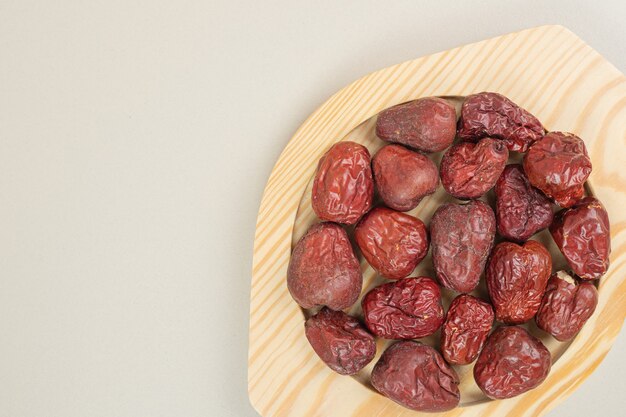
{"left": 495, "top": 164, "right": 554, "bottom": 242}
{"left": 304, "top": 307, "right": 376, "bottom": 375}
{"left": 355, "top": 207, "right": 428, "bottom": 280}
{"left": 550, "top": 197, "right": 611, "bottom": 280}
{"left": 441, "top": 294, "right": 494, "bottom": 365}
{"left": 486, "top": 241, "right": 552, "bottom": 324}
{"left": 440, "top": 138, "right": 508, "bottom": 199}
{"left": 376, "top": 97, "right": 457, "bottom": 153}
{"left": 523, "top": 132, "right": 592, "bottom": 208}
{"left": 430, "top": 201, "right": 495, "bottom": 293}
{"left": 362, "top": 277, "right": 444, "bottom": 339}
{"left": 371, "top": 341, "right": 460, "bottom": 412}
{"left": 474, "top": 326, "right": 551, "bottom": 399}
{"left": 372, "top": 144, "right": 439, "bottom": 211}
{"left": 311, "top": 141, "right": 374, "bottom": 225}
{"left": 287, "top": 222, "right": 362, "bottom": 310}
{"left": 535, "top": 271, "right": 599, "bottom": 341}
{"left": 457, "top": 92, "right": 545, "bottom": 152}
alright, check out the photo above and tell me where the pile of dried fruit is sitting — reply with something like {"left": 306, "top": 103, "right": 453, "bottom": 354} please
{"left": 287, "top": 92, "right": 611, "bottom": 412}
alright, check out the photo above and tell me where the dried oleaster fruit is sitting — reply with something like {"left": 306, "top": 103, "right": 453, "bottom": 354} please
{"left": 535, "top": 271, "right": 598, "bottom": 341}
{"left": 376, "top": 97, "right": 457, "bottom": 153}
{"left": 372, "top": 341, "right": 460, "bottom": 412}
{"left": 287, "top": 222, "right": 362, "bottom": 310}
{"left": 355, "top": 207, "right": 428, "bottom": 280}
{"left": 474, "top": 326, "right": 551, "bottom": 399}
{"left": 312, "top": 141, "right": 374, "bottom": 225}
{"left": 362, "top": 277, "right": 444, "bottom": 339}
{"left": 441, "top": 294, "right": 495, "bottom": 365}
{"left": 430, "top": 201, "right": 496, "bottom": 293}
{"left": 305, "top": 307, "right": 376, "bottom": 375}
{"left": 457, "top": 92, "right": 545, "bottom": 152}
{"left": 486, "top": 241, "right": 552, "bottom": 324}
{"left": 523, "top": 132, "right": 592, "bottom": 208}
{"left": 495, "top": 164, "right": 554, "bottom": 241}
{"left": 440, "top": 138, "right": 508, "bottom": 199}
{"left": 372, "top": 144, "right": 439, "bottom": 211}
{"left": 550, "top": 197, "right": 611, "bottom": 280}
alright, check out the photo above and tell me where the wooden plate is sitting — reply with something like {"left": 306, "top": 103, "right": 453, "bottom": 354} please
{"left": 249, "top": 25, "right": 626, "bottom": 417}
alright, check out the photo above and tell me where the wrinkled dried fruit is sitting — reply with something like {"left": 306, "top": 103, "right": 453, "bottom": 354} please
{"left": 304, "top": 307, "right": 376, "bottom": 375}
{"left": 371, "top": 341, "right": 460, "bottom": 412}
{"left": 474, "top": 326, "right": 551, "bottom": 399}
{"left": 441, "top": 294, "right": 495, "bottom": 365}
{"left": 440, "top": 138, "right": 508, "bottom": 199}
{"left": 535, "top": 271, "right": 598, "bottom": 341}
{"left": 523, "top": 132, "right": 592, "bottom": 208}
{"left": 376, "top": 97, "right": 457, "bottom": 153}
{"left": 287, "top": 222, "right": 362, "bottom": 310}
{"left": 311, "top": 141, "right": 374, "bottom": 225}
{"left": 495, "top": 164, "right": 554, "bottom": 241}
{"left": 355, "top": 207, "right": 428, "bottom": 280}
{"left": 550, "top": 197, "right": 611, "bottom": 280}
{"left": 430, "top": 201, "right": 495, "bottom": 293}
{"left": 486, "top": 241, "right": 552, "bottom": 324}
{"left": 362, "top": 277, "right": 444, "bottom": 339}
{"left": 457, "top": 92, "right": 545, "bottom": 152}
{"left": 372, "top": 144, "right": 439, "bottom": 211}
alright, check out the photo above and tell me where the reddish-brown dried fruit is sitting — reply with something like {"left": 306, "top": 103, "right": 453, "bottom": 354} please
{"left": 523, "top": 132, "right": 592, "bottom": 208}
{"left": 550, "top": 197, "right": 611, "bottom": 280}
{"left": 535, "top": 271, "right": 599, "bottom": 341}
{"left": 440, "top": 138, "right": 508, "bottom": 199}
{"left": 495, "top": 164, "right": 554, "bottom": 242}
{"left": 287, "top": 223, "right": 362, "bottom": 310}
{"left": 355, "top": 207, "right": 428, "bottom": 280}
{"left": 457, "top": 92, "right": 545, "bottom": 152}
{"left": 486, "top": 241, "right": 552, "bottom": 324}
{"left": 304, "top": 307, "right": 376, "bottom": 375}
{"left": 372, "top": 144, "right": 439, "bottom": 211}
{"left": 474, "top": 326, "right": 551, "bottom": 399}
{"left": 430, "top": 201, "right": 495, "bottom": 293}
{"left": 362, "top": 277, "right": 444, "bottom": 339}
{"left": 376, "top": 97, "right": 457, "bottom": 153}
{"left": 371, "top": 341, "right": 460, "bottom": 412}
{"left": 441, "top": 294, "right": 495, "bottom": 365}
{"left": 311, "top": 141, "right": 374, "bottom": 225}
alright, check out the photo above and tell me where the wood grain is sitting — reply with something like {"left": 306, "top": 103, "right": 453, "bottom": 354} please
{"left": 249, "top": 25, "right": 626, "bottom": 417}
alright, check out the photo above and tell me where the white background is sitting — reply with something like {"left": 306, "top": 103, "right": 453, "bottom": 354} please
{"left": 0, "top": 1, "right": 624, "bottom": 416}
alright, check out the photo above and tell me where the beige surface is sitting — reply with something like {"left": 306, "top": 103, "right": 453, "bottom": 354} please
{"left": 1, "top": 2, "right": 626, "bottom": 417}
{"left": 250, "top": 26, "right": 626, "bottom": 417}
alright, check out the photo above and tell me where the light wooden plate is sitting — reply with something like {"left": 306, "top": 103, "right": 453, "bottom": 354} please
{"left": 249, "top": 25, "right": 626, "bottom": 417}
